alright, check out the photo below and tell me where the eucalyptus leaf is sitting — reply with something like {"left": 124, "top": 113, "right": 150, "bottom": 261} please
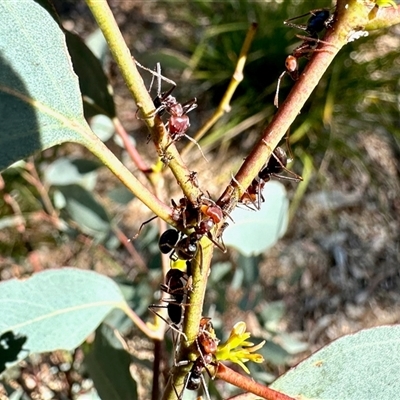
{"left": 65, "top": 31, "right": 115, "bottom": 119}
{"left": 90, "top": 114, "right": 115, "bottom": 142}
{"left": 44, "top": 158, "right": 101, "bottom": 187}
{"left": 84, "top": 324, "right": 138, "bottom": 400}
{"left": 56, "top": 184, "right": 111, "bottom": 241}
{"left": 223, "top": 181, "right": 288, "bottom": 256}
{"left": 0, "top": 268, "right": 127, "bottom": 370}
{"left": 271, "top": 325, "right": 400, "bottom": 399}
{"left": 0, "top": 1, "right": 89, "bottom": 170}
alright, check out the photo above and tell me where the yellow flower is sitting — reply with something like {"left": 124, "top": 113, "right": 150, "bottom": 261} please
{"left": 375, "top": 0, "right": 397, "bottom": 7}
{"left": 216, "top": 322, "right": 265, "bottom": 374}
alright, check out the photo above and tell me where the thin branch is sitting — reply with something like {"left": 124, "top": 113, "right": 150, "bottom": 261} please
{"left": 218, "top": 0, "right": 374, "bottom": 213}
{"left": 216, "top": 363, "right": 295, "bottom": 400}
{"left": 161, "top": 239, "right": 215, "bottom": 400}
{"left": 182, "top": 22, "right": 258, "bottom": 156}
{"left": 86, "top": 0, "right": 204, "bottom": 205}
{"left": 120, "top": 302, "right": 164, "bottom": 341}
{"left": 113, "top": 117, "right": 151, "bottom": 172}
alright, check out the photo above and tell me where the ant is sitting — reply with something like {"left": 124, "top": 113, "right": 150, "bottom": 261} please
{"left": 284, "top": 8, "right": 333, "bottom": 39}
{"left": 240, "top": 135, "right": 302, "bottom": 209}
{"left": 196, "top": 317, "right": 219, "bottom": 358}
{"left": 258, "top": 143, "right": 302, "bottom": 183}
{"left": 274, "top": 8, "right": 334, "bottom": 107}
{"left": 185, "top": 354, "right": 214, "bottom": 395}
{"left": 171, "top": 196, "right": 227, "bottom": 253}
{"left": 135, "top": 61, "right": 208, "bottom": 161}
{"left": 134, "top": 195, "right": 226, "bottom": 255}
{"left": 158, "top": 228, "right": 181, "bottom": 256}
{"left": 186, "top": 170, "right": 200, "bottom": 188}
{"left": 148, "top": 268, "right": 190, "bottom": 335}
{"left": 175, "top": 317, "right": 219, "bottom": 400}
{"left": 158, "top": 228, "right": 199, "bottom": 261}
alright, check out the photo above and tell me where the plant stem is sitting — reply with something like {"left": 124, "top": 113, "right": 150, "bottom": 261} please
{"left": 85, "top": 0, "right": 155, "bottom": 123}
{"left": 161, "top": 239, "right": 214, "bottom": 400}
{"left": 85, "top": 0, "right": 204, "bottom": 204}
{"left": 216, "top": 363, "right": 295, "bottom": 400}
{"left": 218, "top": 0, "right": 372, "bottom": 210}
{"left": 182, "top": 22, "right": 258, "bottom": 156}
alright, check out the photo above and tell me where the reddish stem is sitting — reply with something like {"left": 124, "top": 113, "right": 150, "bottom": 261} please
{"left": 113, "top": 117, "right": 151, "bottom": 172}
{"left": 216, "top": 363, "right": 295, "bottom": 400}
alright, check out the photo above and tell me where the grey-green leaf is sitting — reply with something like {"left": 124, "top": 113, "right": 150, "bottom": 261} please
{"left": 65, "top": 31, "right": 115, "bottom": 119}
{"left": 271, "top": 325, "right": 400, "bottom": 400}
{"left": 44, "top": 158, "right": 101, "bottom": 187}
{"left": 0, "top": 1, "right": 89, "bottom": 170}
{"left": 0, "top": 268, "right": 127, "bottom": 369}
{"left": 56, "top": 184, "right": 112, "bottom": 241}
{"left": 223, "top": 181, "right": 288, "bottom": 256}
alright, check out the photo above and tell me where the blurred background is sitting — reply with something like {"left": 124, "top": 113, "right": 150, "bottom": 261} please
{"left": 1, "top": 0, "right": 399, "bottom": 399}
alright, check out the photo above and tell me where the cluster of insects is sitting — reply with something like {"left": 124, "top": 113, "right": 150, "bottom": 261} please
{"left": 135, "top": 8, "right": 333, "bottom": 397}
{"left": 149, "top": 265, "right": 219, "bottom": 399}
{"left": 274, "top": 8, "right": 334, "bottom": 107}
{"left": 146, "top": 195, "right": 228, "bottom": 398}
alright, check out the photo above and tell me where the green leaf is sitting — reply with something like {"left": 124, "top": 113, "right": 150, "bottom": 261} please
{"left": 84, "top": 324, "right": 138, "bottom": 400}
{"left": 0, "top": 1, "right": 90, "bottom": 170}
{"left": 65, "top": 31, "right": 116, "bottom": 119}
{"left": 0, "top": 268, "right": 127, "bottom": 368}
{"left": 223, "top": 181, "right": 288, "bottom": 256}
{"left": 258, "top": 340, "right": 291, "bottom": 367}
{"left": 86, "top": 28, "right": 109, "bottom": 63}
{"left": 44, "top": 158, "right": 101, "bottom": 187}
{"left": 56, "top": 184, "right": 112, "bottom": 241}
{"left": 44, "top": 157, "right": 101, "bottom": 190}
{"left": 90, "top": 115, "right": 115, "bottom": 141}
{"left": 271, "top": 325, "right": 400, "bottom": 399}
{"left": 107, "top": 186, "right": 135, "bottom": 205}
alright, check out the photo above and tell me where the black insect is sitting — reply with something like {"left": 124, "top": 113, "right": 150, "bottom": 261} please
{"left": 158, "top": 228, "right": 198, "bottom": 261}
{"left": 274, "top": 8, "right": 334, "bottom": 107}
{"left": 240, "top": 140, "right": 302, "bottom": 209}
{"left": 161, "top": 269, "right": 188, "bottom": 325}
{"left": 158, "top": 228, "right": 180, "bottom": 254}
{"left": 258, "top": 146, "right": 301, "bottom": 183}
{"left": 186, "top": 353, "right": 214, "bottom": 392}
{"left": 175, "top": 235, "right": 199, "bottom": 261}
{"left": 149, "top": 268, "right": 189, "bottom": 330}
{"left": 284, "top": 8, "right": 332, "bottom": 39}
{"left": 176, "top": 317, "right": 218, "bottom": 400}
{"left": 171, "top": 196, "right": 227, "bottom": 253}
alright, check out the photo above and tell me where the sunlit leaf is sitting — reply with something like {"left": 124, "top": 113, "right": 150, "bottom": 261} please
{"left": 0, "top": 1, "right": 91, "bottom": 170}
{"left": 271, "top": 326, "right": 400, "bottom": 399}
{"left": 90, "top": 114, "right": 115, "bottom": 141}
{"left": 0, "top": 268, "right": 127, "bottom": 370}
